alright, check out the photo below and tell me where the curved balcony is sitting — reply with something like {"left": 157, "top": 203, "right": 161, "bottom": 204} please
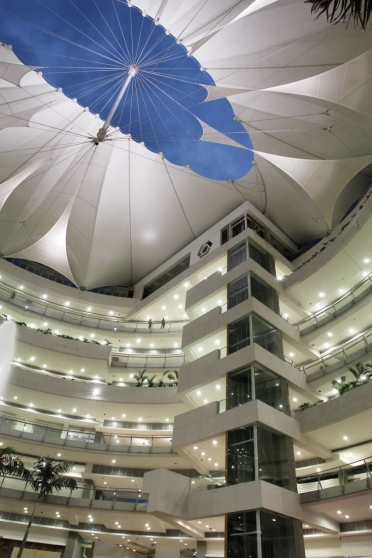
{"left": 297, "top": 328, "right": 372, "bottom": 380}
{"left": 297, "top": 455, "right": 372, "bottom": 503}
{"left": 0, "top": 476, "right": 148, "bottom": 512}
{"left": 0, "top": 280, "right": 188, "bottom": 332}
{"left": 0, "top": 415, "right": 174, "bottom": 454}
{"left": 112, "top": 349, "right": 185, "bottom": 368}
{"left": 295, "top": 274, "right": 372, "bottom": 334}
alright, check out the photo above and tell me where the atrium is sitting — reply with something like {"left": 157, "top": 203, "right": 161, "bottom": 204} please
{"left": 0, "top": 1, "right": 372, "bottom": 557}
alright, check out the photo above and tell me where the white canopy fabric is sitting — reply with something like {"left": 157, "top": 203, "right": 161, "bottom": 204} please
{"left": 0, "top": 0, "right": 371, "bottom": 288}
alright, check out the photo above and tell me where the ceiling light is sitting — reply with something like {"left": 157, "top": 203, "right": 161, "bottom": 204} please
{"left": 90, "top": 333, "right": 95, "bottom": 338}
{"left": 109, "top": 311, "right": 113, "bottom": 315}
{"left": 65, "top": 301, "right": 70, "bottom": 306}
{"left": 215, "top": 340, "right": 220, "bottom": 345}
{"left": 364, "top": 258, "right": 370, "bottom": 264}
{"left": 150, "top": 343, "right": 154, "bottom": 348}
{"left": 208, "top": 458, "right": 211, "bottom": 461}
{"left": 122, "top": 414, "right": 126, "bottom": 418}
{"left": 343, "top": 436, "right": 348, "bottom": 441}
{"left": 81, "top": 368, "right": 85, "bottom": 372}
{"left": 216, "top": 384, "right": 221, "bottom": 389}
{"left": 349, "top": 328, "right": 355, "bottom": 334}
{"left": 345, "top": 515, "right": 350, "bottom": 519}
{"left": 289, "top": 352, "right": 294, "bottom": 357}
{"left": 30, "top": 356, "right": 35, "bottom": 362}
{"left": 198, "top": 347, "right": 203, "bottom": 352}
{"left": 174, "top": 343, "right": 178, "bottom": 347}
{"left": 193, "top": 446, "right": 198, "bottom": 450}
{"left": 201, "top": 307, "right": 206, "bottom": 312}
{"left": 339, "top": 288, "right": 345, "bottom": 294}
{"left": 203, "top": 399, "right": 208, "bottom": 403}
{"left": 165, "top": 315, "right": 169, "bottom": 319}
{"left": 42, "top": 294, "right": 47, "bottom": 299}
{"left": 161, "top": 305, "right": 166, "bottom": 310}
{"left": 327, "top": 332, "right": 333, "bottom": 337}
{"left": 196, "top": 390, "right": 201, "bottom": 396}
{"left": 296, "top": 451, "right": 301, "bottom": 455}
{"left": 293, "top": 397, "right": 297, "bottom": 402}
{"left": 136, "top": 338, "right": 141, "bottom": 343}
{"left": 178, "top": 304, "right": 183, "bottom": 309}
{"left": 214, "top": 463, "right": 218, "bottom": 467}
{"left": 213, "top": 440, "right": 217, "bottom": 445}
{"left": 14, "top": 396, "right": 17, "bottom": 400}
{"left": 43, "top": 322, "right": 48, "bottom": 327}
{"left": 29, "top": 403, "right": 33, "bottom": 407}
{"left": 201, "top": 452, "right": 205, "bottom": 456}
{"left": 316, "top": 468, "right": 321, "bottom": 472}
{"left": 184, "top": 282, "right": 189, "bottom": 288}
{"left": 112, "top": 460, "right": 116, "bottom": 463}
{"left": 318, "top": 292, "right": 325, "bottom": 298}
{"left": 87, "top": 307, "right": 92, "bottom": 312}
{"left": 138, "top": 417, "right": 142, "bottom": 421}
{"left": 174, "top": 294, "right": 179, "bottom": 299}
{"left": 92, "top": 388, "right": 100, "bottom": 396}
{"left": 20, "top": 285, "right": 24, "bottom": 290}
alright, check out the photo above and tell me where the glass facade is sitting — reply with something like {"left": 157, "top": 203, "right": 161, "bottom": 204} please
{"left": 227, "top": 363, "right": 289, "bottom": 415}
{"left": 227, "top": 510, "right": 302, "bottom": 558}
{"left": 228, "top": 314, "right": 279, "bottom": 356}
{"left": 227, "top": 425, "right": 291, "bottom": 489}
{"left": 228, "top": 239, "right": 272, "bottom": 274}
{"left": 228, "top": 272, "right": 277, "bottom": 312}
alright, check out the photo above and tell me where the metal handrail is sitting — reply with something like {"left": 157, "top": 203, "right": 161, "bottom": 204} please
{"left": 0, "top": 280, "right": 189, "bottom": 332}
{"left": 0, "top": 414, "right": 174, "bottom": 454}
{"left": 297, "top": 455, "right": 372, "bottom": 495}
{"left": 298, "top": 327, "right": 372, "bottom": 375}
{"left": 0, "top": 476, "right": 147, "bottom": 511}
{"left": 295, "top": 273, "right": 372, "bottom": 330}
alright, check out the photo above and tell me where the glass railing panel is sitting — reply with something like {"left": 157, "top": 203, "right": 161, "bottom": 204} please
{"left": 190, "top": 473, "right": 226, "bottom": 492}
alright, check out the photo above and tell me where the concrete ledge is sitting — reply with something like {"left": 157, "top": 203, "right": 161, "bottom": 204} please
{"left": 173, "top": 400, "right": 332, "bottom": 459}
{"left": 9, "top": 366, "right": 181, "bottom": 404}
{"left": 178, "top": 343, "right": 319, "bottom": 402}
{"left": 143, "top": 469, "right": 338, "bottom": 533}
{"left": 16, "top": 325, "right": 112, "bottom": 362}
{"left": 295, "top": 380, "right": 372, "bottom": 432}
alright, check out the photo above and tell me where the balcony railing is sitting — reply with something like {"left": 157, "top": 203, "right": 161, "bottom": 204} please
{"left": 112, "top": 350, "right": 185, "bottom": 368}
{"left": 0, "top": 476, "right": 148, "bottom": 511}
{"left": 0, "top": 280, "right": 188, "bottom": 333}
{"left": 0, "top": 415, "right": 174, "bottom": 454}
{"left": 190, "top": 472, "right": 226, "bottom": 492}
{"left": 298, "top": 327, "right": 372, "bottom": 378}
{"left": 296, "top": 274, "right": 372, "bottom": 334}
{"left": 297, "top": 456, "right": 372, "bottom": 500}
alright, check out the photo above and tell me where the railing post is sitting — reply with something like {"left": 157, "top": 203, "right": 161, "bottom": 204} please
{"left": 112, "top": 490, "right": 117, "bottom": 510}
{"left": 366, "top": 460, "right": 371, "bottom": 489}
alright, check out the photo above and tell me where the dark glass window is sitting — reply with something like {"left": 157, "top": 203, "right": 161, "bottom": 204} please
{"left": 228, "top": 364, "right": 288, "bottom": 414}
{"left": 250, "top": 273, "right": 276, "bottom": 311}
{"left": 252, "top": 314, "right": 278, "bottom": 356}
{"left": 227, "top": 427, "right": 255, "bottom": 485}
{"left": 248, "top": 240, "right": 271, "bottom": 273}
{"left": 228, "top": 274, "right": 249, "bottom": 308}
{"left": 228, "top": 315, "right": 251, "bottom": 354}
{"left": 227, "top": 511, "right": 299, "bottom": 558}
{"left": 257, "top": 427, "right": 290, "bottom": 488}
{"left": 228, "top": 239, "right": 249, "bottom": 271}
{"left": 228, "top": 314, "right": 279, "bottom": 357}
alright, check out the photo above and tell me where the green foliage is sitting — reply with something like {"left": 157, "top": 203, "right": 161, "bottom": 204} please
{"left": 331, "top": 363, "right": 372, "bottom": 396}
{"left": 133, "top": 369, "right": 149, "bottom": 387}
{"left": 0, "top": 446, "right": 25, "bottom": 477}
{"left": 298, "top": 402, "right": 311, "bottom": 411}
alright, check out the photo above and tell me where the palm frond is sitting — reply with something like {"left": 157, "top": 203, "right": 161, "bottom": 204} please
{"left": 306, "top": 0, "right": 372, "bottom": 29}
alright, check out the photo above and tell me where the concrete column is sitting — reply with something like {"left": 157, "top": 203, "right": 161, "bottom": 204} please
{"left": 63, "top": 533, "right": 94, "bottom": 558}
{"left": 197, "top": 541, "right": 207, "bottom": 558}
{"left": 154, "top": 544, "right": 179, "bottom": 558}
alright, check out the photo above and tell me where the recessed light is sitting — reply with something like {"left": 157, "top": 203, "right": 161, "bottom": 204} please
{"left": 349, "top": 328, "right": 355, "bottom": 334}
{"left": 213, "top": 440, "right": 217, "bottom": 445}
{"left": 203, "top": 399, "right": 208, "bottom": 404}
{"left": 112, "top": 460, "right": 116, "bottom": 463}
{"left": 337, "top": 511, "right": 342, "bottom": 515}
{"left": 87, "top": 307, "right": 92, "bottom": 312}
{"left": 201, "top": 452, "right": 205, "bottom": 456}
{"left": 81, "top": 368, "right": 85, "bottom": 372}
{"left": 178, "top": 304, "right": 182, "bottom": 309}
{"left": 122, "top": 414, "right": 126, "bottom": 418}
{"left": 289, "top": 352, "right": 294, "bottom": 357}
{"left": 57, "top": 453, "right": 61, "bottom": 457}
{"left": 319, "top": 292, "right": 325, "bottom": 298}
{"left": 136, "top": 338, "right": 141, "bottom": 343}
{"left": 327, "top": 332, "right": 333, "bottom": 337}
{"left": 339, "top": 288, "right": 345, "bottom": 294}
{"left": 293, "top": 397, "right": 297, "bottom": 402}
{"left": 345, "top": 515, "right": 350, "bottom": 519}
{"left": 193, "top": 446, "right": 198, "bottom": 450}
{"left": 65, "top": 301, "right": 70, "bottom": 306}
{"left": 29, "top": 403, "right": 33, "bottom": 407}
{"left": 20, "top": 285, "right": 24, "bottom": 290}
{"left": 30, "top": 357, "right": 35, "bottom": 362}
{"left": 42, "top": 294, "right": 47, "bottom": 299}
{"left": 138, "top": 417, "right": 142, "bottom": 421}
{"left": 196, "top": 390, "right": 201, "bottom": 396}
{"left": 198, "top": 347, "right": 203, "bottom": 352}
{"left": 214, "top": 463, "right": 218, "bottom": 467}
{"left": 296, "top": 451, "right": 301, "bottom": 455}
{"left": 364, "top": 258, "right": 370, "bottom": 264}
{"left": 174, "top": 294, "right": 179, "bottom": 299}
{"left": 161, "top": 305, "right": 166, "bottom": 310}
{"left": 343, "top": 436, "right": 348, "bottom": 441}
{"left": 184, "top": 282, "right": 189, "bottom": 288}
{"left": 201, "top": 307, "right": 206, "bottom": 312}
{"left": 208, "top": 457, "right": 211, "bottom": 461}
{"left": 14, "top": 396, "right": 18, "bottom": 400}
{"left": 216, "top": 384, "right": 221, "bottom": 389}
{"left": 174, "top": 343, "right": 178, "bottom": 347}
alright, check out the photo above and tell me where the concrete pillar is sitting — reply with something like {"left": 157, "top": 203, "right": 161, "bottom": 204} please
{"left": 63, "top": 533, "right": 94, "bottom": 558}
{"left": 197, "top": 541, "right": 207, "bottom": 558}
